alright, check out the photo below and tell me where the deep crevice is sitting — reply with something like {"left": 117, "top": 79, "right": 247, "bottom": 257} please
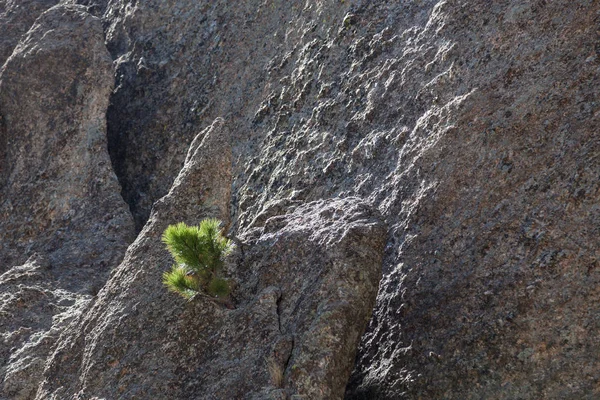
{"left": 275, "top": 290, "right": 294, "bottom": 380}
{"left": 105, "top": 59, "right": 153, "bottom": 233}
{"left": 276, "top": 291, "right": 284, "bottom": 333}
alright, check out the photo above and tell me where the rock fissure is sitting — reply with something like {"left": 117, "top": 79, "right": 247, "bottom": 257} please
{"left": 275, "top": 290, "right": 284, "bottom": 334}
{"left": 283, "top": 336, "right": 295, "bottom": 373}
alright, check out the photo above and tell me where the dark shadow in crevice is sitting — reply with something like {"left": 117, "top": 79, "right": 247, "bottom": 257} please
{"left": 105, "top": 61, "right": 153, "bottom": 233}
{"left": 344, "top": 384, "right": 395, "bottom": 400}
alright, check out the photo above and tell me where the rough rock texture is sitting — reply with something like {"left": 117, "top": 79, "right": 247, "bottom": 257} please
{"left": 0, "top": 0, "right": 60, "bottom": 66}
{"left": 103, "top": 0, "right": 237, "bottom": 230}
{"left": 343, "top": 2, "right": 600, "bottom": 398}
{"left": 0, "top": 0, "right": 599, "bottom": 399}
{"left": 0, "top": 3, "right": 134, "bottom": 275}
{"left": 36, "top": 119, "right": 385, "bottom": 399}
{"left": 238, "top": 197, "right": 385, "bottom": 399}
{"left": 35, "top": 118, "right": 233, "bottom": 399}
{"left": 101, "top": 0, "right": 359, "bottom": 230}
{"left": 0, "top": 4, "right": 134, "bottom": 398}
{"left": 0, "top": 256, "right": 90, "bottom": 400}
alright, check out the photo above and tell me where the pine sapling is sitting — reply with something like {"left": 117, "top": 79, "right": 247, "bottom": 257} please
{"left": 162, "top": 219, "right": 234, "bottom": 302}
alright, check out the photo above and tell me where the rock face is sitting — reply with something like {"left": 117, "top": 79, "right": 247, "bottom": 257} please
{"left": 101, "top": 0, "right": 346, "bottom": 231}
{"left": 0, "top": 4, "right": 134, "bottom": 398}
{"left": 0, "top": 3, "right": 134, "bottom": 276}
{"left": 238, "top": 197, "right": 385, "bottom": 399}
{"left": 343, "top": 2, "right": 600, "bottom": 398}
{"left": 0, "top": 0, "right": 60, "bottom": 67}
{"left": 34, "top": 118, "right": 233, "bottom": 399}
{"left": 36, "top": 119, "right": 385, "bottom": 400}
{"left": 103, "top": 0, "right": 239, "bottom": 230}
{"left": 0, "top": 0, "right": 599, "bottom": 399}
{"left": 0, "top": 255, "right": 90, "bottom": 400}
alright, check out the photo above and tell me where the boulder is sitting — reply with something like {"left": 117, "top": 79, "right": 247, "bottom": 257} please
{"left": 37, "top": 119, "right": 385, "bottom": 400}
{"left": 0, "top": 5, "right": 134, "bottom": 398}
{"left": 0, "top": 4, "right": 135, "bottom": 279}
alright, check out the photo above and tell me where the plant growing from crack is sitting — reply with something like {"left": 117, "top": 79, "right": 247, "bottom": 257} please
{"left": 162, "top": 219, "right": 234, "bottom": 301}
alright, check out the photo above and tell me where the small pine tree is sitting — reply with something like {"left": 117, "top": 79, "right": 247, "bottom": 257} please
{"left": 162, "top": 219, "right": 234, "bottom": 301}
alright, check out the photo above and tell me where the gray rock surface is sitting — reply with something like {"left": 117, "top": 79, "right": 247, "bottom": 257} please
{"left": 0, "top": 0, "right": 598, "bottom": 398}
{"left": 35, "top": 118, "right": 233, "bottom": 399}
{"left": 0, "top": 3, "right": 134, "bottom": 277}
{"left": 101, "top": 0, "right": 359, "bottom": 230}
{"left": 103, "top": 0, "right": 235, "bottom": 230}
{"left": 0, "top": 255, "right": 91, "bottom": 400}
{"left": 238, "top": 197, "right": 385, "bottom": 400}
{"left": 0, "top": 0, "right": 59, "bottom": 66}
{"left": 0, "top": 4, "right": 134, "bottom": 398}
{"left": 36, "top": 119, "right": 385, "bottom": 400}
{"left": 343, "top": 2, "right": 600, "bottom": 398}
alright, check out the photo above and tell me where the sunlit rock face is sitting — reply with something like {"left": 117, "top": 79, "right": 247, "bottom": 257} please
{"left": 36, "top": 120, "right": 386, "bottom": 400}
{"left": 0, "top": 0, "right": 599, "bottom": 398}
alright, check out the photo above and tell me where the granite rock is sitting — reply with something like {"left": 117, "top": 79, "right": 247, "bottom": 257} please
{"left": 0, "top": 5, "right": 134, "bottom": 398}
{"left": 0, "top": 0, "right": 599, "bottom": 398}
{"left": 0, "top": 3, "right": 135, "bottom": 277}
{"left": 0, "top": 0, "right": 60, "bottom": 67}
{"left": 36, "top": 119, "right": 385, "bottom": 400}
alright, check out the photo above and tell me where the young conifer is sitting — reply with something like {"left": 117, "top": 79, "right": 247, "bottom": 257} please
{"left": 162, "top": 219, "right": 234, "bottom": 301}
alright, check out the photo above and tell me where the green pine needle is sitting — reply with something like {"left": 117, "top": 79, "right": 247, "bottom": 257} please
{"left": 162, "top": 219, "right": 234, "bottom": 302}
{"left": 162, "top": 222, "right": 204, "bottom": 270}
{"left": 162, "top": 265, "right": 199, "bottom": 300}
{"left": 161, "top": 219, "right": 234, "bottom": 274}
{"left": 208, "top": 277, "right": 230, "bottom": 298}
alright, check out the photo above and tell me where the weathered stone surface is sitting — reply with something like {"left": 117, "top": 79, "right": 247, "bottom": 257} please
{"left": 0, "top": 4, "right": 134, "bottom": 399}
{"left": 102, "top": 0, "right": 237, "bottom": 230}
{"left": 104, "top": 0, "right": 594, "bottom": 397}
{"left": 0, "top": 0, "right": 59, "bottom": 66}
{"left": 101, "top": 0, "right": 356, "bottom": 231}
{"left": 0, "top": 255, "right": 91, "bottom": 400}
{"left": 35, "top": 118, "right": 233, "bottom": 399}
{"left": 0, "top": 0, "right": 598, "bottom": 398}
{"left": 0, "top": 3, "right": 135, "bottom": 277}
{"left": 342, "top": 2, "right": 600, "bottom": 398}
{"left": 37, "top": 119, "right": 385, "bottom": 399}
{"left": 237, "top": 197, "right": 386, "bottom": 399}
